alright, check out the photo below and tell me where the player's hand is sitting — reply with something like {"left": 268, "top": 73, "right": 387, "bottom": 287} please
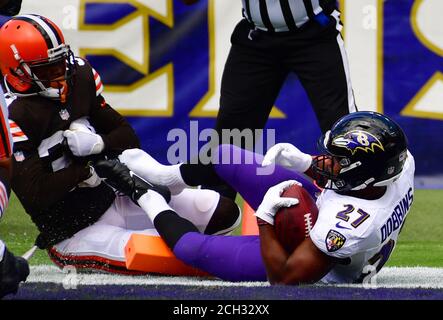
{"left": 254, "top": 180, "right": 301, "bottom": 226}
{"left": 262, "top": 143, "right": 312, "bottom": 173}
{"left": 63, "top": 117, "right": 104, "bottom": 157}
{"left": 63, "top": 129, "right": 104, "bottom": 157}
{"left": 0, "top": 246, "right": 30, "bottom": 299}
{"left": 68, "top": 117, "right": 96, "bottom": 133}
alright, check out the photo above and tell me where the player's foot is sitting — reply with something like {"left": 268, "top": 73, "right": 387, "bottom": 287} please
{"left": 94, "top": 159, "right": 171, "bottom": 203}
{"left": 118, "top": 148, "right": 187, "bottom": 195}
{"left": 0, "top": 247, "right": 30, "bottom": 298}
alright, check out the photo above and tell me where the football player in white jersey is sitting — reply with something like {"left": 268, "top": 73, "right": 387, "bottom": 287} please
{"left": 95, "top": 111, "right": 414, "bottom": 284}
{"left": 269, "top": 112, "right": 414, "bottom": 284}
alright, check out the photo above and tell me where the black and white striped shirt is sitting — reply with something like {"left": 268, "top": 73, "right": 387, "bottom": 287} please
{"left": 241, "top": 0, "right": 336, "bottom": 32}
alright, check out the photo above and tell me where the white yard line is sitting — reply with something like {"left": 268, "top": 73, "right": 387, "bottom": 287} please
{"left": 334, "top": 267, "right": 443, "bottom": 289}
{"left": 28, "top": 265, "right": 269, "bottom": 287}
{"left": 27, "top": 266, "right": 443, "bottom": 289}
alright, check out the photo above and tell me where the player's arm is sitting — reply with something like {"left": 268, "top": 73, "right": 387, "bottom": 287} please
{"left": 89, "top": 94, "right": 140, "bottom": 155}
{"left": 258, "top": 225, "right": 334, "bottom": 284}
{"left": 64, "top": 66, "right": 140, "bottom": 158}
{"left": 254, "top": 180, "right": 334, "bottom": 284}
{"left": 12, "top": 155, "right": 92, "bottom": 211}
{"left": 11, "top": 141, "right": 92, "bottom": 211}
{"left": 9, "top": 103, "right": 95, "bottom": 210}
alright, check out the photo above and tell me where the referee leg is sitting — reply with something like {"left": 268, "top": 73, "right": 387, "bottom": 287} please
{"left": 288, "top": 18, "right": 357, "bottom": 133}
{"left": 210, "top": 21, "right": 288, "bottom": 198}
{"left": 216, "top": 23, "right": 288, "bottom": 141}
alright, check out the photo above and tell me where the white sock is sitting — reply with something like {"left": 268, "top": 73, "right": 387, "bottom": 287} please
{"left": 119, "top": 149, "right": 189, "bottom": 195}
{"left": 138, "top": 190, "right": 174, "bottom": 222}
{"left": 161, "top": 164, "right": 188, "bottom": 195}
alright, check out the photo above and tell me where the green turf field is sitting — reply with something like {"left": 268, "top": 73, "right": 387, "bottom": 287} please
{"left": 0, "top": 190, "right": 442, "bottom": 267}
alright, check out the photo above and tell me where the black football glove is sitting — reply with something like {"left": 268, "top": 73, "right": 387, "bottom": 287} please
{"left": 94, "top": 159, "right": 171, "bottom": 203}
{"left": 0, "top": 0, "right": 22, "bottom": 16}
{"left": 0, "top": 246, "right": 29, "bottom": 299}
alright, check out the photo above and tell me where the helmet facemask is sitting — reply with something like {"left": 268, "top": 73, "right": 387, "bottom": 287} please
{"left": 311, "top": 154, "right": 373, "bottom": 191}
{"left": 5, "top": 43, "right": 76, "bottom": 103}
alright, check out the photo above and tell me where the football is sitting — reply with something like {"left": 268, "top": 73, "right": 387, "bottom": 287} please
{"left": 274, "top": 184, "right": 319, "bottom": 254}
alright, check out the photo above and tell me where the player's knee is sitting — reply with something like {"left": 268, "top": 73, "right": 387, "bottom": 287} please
{"left": 204, "top": 196, "right": 241, "bottom": 235}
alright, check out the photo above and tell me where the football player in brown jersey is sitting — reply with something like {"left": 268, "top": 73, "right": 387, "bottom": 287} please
{"left": 0, "top": 15, "right": 240, "bottom": 274}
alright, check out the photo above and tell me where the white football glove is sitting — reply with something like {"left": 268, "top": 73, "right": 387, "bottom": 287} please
{"left": 118, "top": 148, "right": 187, "bottom": 195}
{"left": 254, "top": 180, "right": 301, "bottom": 226}
{"left": 262, "top": 143, "right": 312, "bottom": 173}
{"left": 69, "top": 117, "right": 96, "bottom": 133}
{"left": 63, "top": 120, "right": 104, "bottom": 157}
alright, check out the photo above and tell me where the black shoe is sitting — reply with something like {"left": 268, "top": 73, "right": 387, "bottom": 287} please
{"left": 0, "top": 248, "right": 30, "bottom": 299}
{"left": 93, "top": 159, "right": 171, "bottom": 203}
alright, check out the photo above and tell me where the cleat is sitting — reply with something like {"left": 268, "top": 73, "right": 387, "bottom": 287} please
{"left": 93, "top": 159, "right": 171, "bottom": 203}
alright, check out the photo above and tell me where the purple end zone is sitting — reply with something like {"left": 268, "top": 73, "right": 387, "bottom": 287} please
{"left": 6, "top": 283, "right": 443, "bottom": 300}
